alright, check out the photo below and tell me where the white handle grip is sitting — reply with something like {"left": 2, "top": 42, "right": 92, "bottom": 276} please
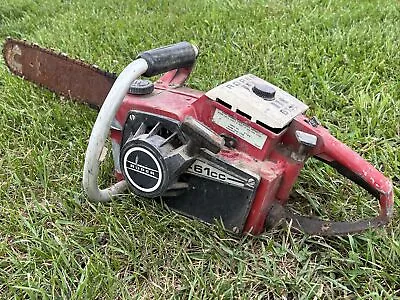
{"left": 82, "top": 58, "right": 148, "bottom": 202}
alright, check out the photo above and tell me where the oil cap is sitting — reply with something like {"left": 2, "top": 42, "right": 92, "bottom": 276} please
{"left": 128, "top": 79, "right": 154, "bottom": 95}
{"left": 252, "top": 83, "right": 276, "bottom": 100}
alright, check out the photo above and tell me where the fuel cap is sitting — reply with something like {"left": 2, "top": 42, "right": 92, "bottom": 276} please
{"left": 128, "top": 79, "right": 154, "bottom": 95}
{"left": 252, "top": 83, "right": 276, "bottom": 100}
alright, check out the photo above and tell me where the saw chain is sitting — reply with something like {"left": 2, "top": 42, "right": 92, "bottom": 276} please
{"left": 2, "top": 37, "right": 117, "bottom": 109}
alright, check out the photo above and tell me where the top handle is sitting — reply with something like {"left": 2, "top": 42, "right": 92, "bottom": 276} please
{"left": 83, "top": 42, "right": 198, "bottom": 203}
{"left": 138, "top": 42, "right": 198, "bottom": 77}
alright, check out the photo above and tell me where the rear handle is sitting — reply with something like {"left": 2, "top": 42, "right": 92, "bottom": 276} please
{"left": 268, "top": 126, "right": 394, "bottom": 236}
{"left": 315, "top": 134, "right": 394, "bottom": 223}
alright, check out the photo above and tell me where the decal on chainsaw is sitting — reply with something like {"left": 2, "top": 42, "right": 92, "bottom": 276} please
{"left": 212, "top": 108, "right": 267, "bottom": 149}
{"left": 187, "top": 159, "right": 250, "bottom": 188}
{"left": 123, "top": 147, "right": 163, "bottom": 193}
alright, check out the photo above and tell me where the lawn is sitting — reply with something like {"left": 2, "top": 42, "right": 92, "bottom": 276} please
{"left": 0, "top": 0, "right": 399, "bottom": 298}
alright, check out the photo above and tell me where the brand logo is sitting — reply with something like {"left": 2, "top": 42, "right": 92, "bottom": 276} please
{"left": 123, "top": 147, "right": 162, "bottom": 193}
{"left": 127, "top": 155, "right": 158, "bottom": 179}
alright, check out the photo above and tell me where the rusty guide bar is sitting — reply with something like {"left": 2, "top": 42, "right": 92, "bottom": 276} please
{"left": 3, "top": 37, "right": 116, "bottom": 109}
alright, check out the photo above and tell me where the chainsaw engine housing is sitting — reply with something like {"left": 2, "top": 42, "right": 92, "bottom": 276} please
{"left": 106, "top": 63, "right": 394, "bottom": 235}
{"left": 111, "top": 73, "right": 312, "bottom": 234}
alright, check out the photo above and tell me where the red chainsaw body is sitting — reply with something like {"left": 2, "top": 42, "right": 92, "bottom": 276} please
{"left": 2, "top": 38, "right": 393, "bottom": 235}
{"left": 110, "top": 70, "right": 393, "bottom": 235}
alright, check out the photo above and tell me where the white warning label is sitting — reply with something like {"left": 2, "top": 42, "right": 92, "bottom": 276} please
{"left": 212, "top": 109, "right": 267, "bottom": 149}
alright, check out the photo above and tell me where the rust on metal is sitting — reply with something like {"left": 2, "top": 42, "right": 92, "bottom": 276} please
{"left": 2, "top": 38, "right": 116, "bottom": 109}
{"left": 267, "top": 203, "right": 389, "bottom": 236}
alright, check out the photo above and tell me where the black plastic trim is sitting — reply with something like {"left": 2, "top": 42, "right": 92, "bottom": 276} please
{"left": 138, "top": 42, "right": 197, "bottom": 77}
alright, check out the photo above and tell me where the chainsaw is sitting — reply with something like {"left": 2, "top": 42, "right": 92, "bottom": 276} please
{"left": 3, "top": 38, "right": 394, "bottom": 236}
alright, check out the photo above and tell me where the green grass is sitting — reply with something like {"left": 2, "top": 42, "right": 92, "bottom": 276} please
{"left": 0, "top": 0, "right": 399, "bottom": 298}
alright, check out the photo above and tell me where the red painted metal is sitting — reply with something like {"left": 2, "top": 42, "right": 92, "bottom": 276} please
{"left": 110, "top": 69, "right": 394, "bottom": 235}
